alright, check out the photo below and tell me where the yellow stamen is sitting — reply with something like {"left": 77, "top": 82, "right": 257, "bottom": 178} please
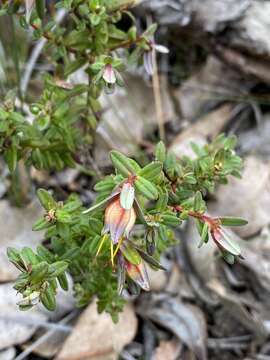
{"left": 96, "top": 234, "right": 108, "bottom": 257}
{"left": 112, "top": 236, "right": 124, "bottom": 261}
{"left": 111, "top": 241, "right": 114, "bottom": 266}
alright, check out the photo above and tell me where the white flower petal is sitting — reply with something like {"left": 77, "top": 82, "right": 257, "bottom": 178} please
{"left": 154, "top": 44, "right": 169, "bottom": 54}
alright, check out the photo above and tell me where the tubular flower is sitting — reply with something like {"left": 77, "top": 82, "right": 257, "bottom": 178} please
{"left": 143, "top": 41, "right": 169, "bottom": 76}
{"left": 102, "top": 64, "right": 116, "bottom": 84}
{"left": 125, "top": 259, "right": 150, "bottom": 292}
{"left": 210, "top": 225, "right": 242, "bottom": 262}
{"left": 117, "top": 250, "right": 150, "bottom": 293}
{"left": 104, "top": 183, "right": 136, "bottom": 245}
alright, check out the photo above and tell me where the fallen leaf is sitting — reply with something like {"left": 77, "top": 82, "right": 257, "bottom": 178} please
{"left": 208, "top": 279, "right": 267, "bottom": 340}
{"left": 56, "top": 302, "right": 138, "bottom": 360}
{"left": 139, "top": 296, "right": 207, "bottom": 360}
{"left": 170, "top": 104, "right": 233, "bottom": 158}
{"left": 171, "top": 56, "right": 250, "bottom": 121}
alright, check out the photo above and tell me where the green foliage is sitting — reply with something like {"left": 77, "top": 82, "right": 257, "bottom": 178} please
{"left": 8, "top": 136, "right": 247, "bottom": 319}
{"left": 0, "top": 0, "right": 154, "bottom": 173}
{"left": 0, "top": 0, "right": 248, "bottom": 321}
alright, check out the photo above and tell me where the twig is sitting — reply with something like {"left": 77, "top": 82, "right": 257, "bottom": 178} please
{"left": 152, "top": 48, "right": 165, "bottom": 141}
{"left": 0, "top": 314, "right": 72, "bottom": 332}
{"left": 20, "top": 8, "right": 67, "bottom": 95}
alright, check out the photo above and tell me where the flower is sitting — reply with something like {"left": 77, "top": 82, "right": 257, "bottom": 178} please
{"left": 102, "top": 64, "right": 116, "bottom": 84}
{"left": 210, "top": 225, "right": 242, "bottom": 263}
{"left": 117, "top": 251, "right": 150, "bottom": 293}
{"left": 104, "top": 183, "right": 136, "bottom": 245}
{"left": 125, "top": 259, "right": 150, "bottom": 291}
{"left": 143, "top": 41, "right": 169, "bottom": 76}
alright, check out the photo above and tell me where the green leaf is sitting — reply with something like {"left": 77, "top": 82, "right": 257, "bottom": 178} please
{"left": 64, "top": 58, "right": 87, "bottom": 77}
{"left": 219, "top": 217, "right": 248, "bottom": 227}
{"left": 60, "top": 247, "right": 80, "bottom": 261}
{"left": 143, "top": 23, "right": 157, "bottom": 38}
{"left": 90, "top": 13, "right": 101, "bottom": 26}
{"left": 55, "top": 209, "right": 73, "bottom": 223}
{"left": 58, "top": 273, "right": 69, "bottom": 291}
{"left": 138, "top": 161, "right": 162, "bottom": 182}
{"left": 134, "top": 176, "right": 159, "bottom": 200}
{"left": 21, "top": 247, "right": 39, "bottom": 266}
{"left": 197, "top": 221, "right": 209, "bottom": 248}
{"left": 193, "top": 191, "right": 203, "bottom": 212}
{"left": 48, "top": 261, "right": 68, "bottom": 278}
{"left": 224, "top": 135, "right": 237, "bottom": 150}
{"left": 7, "top": 247, "right": 26, "bottom": 272}
{"left": 155, "top": 141, "right": 166, "bottom": 163}
{"left": 37, "top": 189, "right": 57, "bottom": 210}
{"left": 94, "top": 176, "right": 115, "bottom": 192}
{"left": 62, "top": 200, "right": 82, "bottom": 213}
{"left": 32, "top": 217, "right": 52, "bottom": 231}
{"left": 135, "top": 248, "right": 166, "bottom": 270}
{"left": 121, "top": 243, "right": 141, "bottom": 266}
{"left": 161, "top": 212, "right": 181, "bottom": 227}
{"left": 29, "top": 262, "right": 49, "bottom": 284}
{"left": 110, "top": 150, "right": 137, "bottom": 177}
{"left": 40, "top": 286, "right": 56, "bottom": 311}
{"left": 35, "top": 0, "right": 45, "bottom": 19}
{"left": 37, "top": 245, "right": 55, "bottom": 263}
{"left": 156, "top": 191, "right": 168, "bottom": 211}
{"left": 4, "top": 146, "right": 17, "bottom": 173}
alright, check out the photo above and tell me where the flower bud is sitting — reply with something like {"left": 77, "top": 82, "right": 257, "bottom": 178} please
{"left": 125, "top": 260, "right": 150, "bottom": 291}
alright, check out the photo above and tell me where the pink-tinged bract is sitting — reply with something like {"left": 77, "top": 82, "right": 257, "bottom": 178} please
{"left": 211, "top": 227, "right": 241, "bottom": 256}
{"left": 125, "top": 260, "right": 150, "bottom": 291}
{"left": 103, "top": 64, "right": 116, "bottom": 84}
{"left": 104, "top": 196, "right": 136, "bottom": 244}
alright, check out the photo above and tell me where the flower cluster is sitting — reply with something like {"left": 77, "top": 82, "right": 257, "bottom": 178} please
{"left": 7, "top": 136, "right": 247, "bottom": 320}
{"left": 1, "top": 0, "right": 247, "bottom": 321}
{"left": 86, "top": 178, "right": 160, "bottom": 293}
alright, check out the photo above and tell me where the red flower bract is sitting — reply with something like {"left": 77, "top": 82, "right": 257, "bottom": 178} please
{"left": 104, "top": 196, "right": 136, "bottom": 245}
{"left": 125, "top": 259, "right": 150, "bottom": 291}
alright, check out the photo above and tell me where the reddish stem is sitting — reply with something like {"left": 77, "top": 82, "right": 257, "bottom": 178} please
{"left": 173, "top": 205, "right": 219, "bottom": 231}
